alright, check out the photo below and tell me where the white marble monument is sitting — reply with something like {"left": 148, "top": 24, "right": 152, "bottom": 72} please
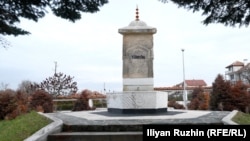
{"left": 107, "top": 7, "right": 168, "bottom": 114}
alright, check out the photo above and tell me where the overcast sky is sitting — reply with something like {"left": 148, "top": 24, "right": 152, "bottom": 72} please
{"left": 1, "top": 0, "right": 249, "bottom": 92}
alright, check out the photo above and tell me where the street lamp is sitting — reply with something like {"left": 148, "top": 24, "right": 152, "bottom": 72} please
{"left": 181, "top": 49, "right": 188, "bottom": 110}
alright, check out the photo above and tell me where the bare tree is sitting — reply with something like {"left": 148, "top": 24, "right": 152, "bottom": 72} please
{"left": 35, "top": 72, "right": 78, "bottom": 98}
{"left": 0, "top": 82, "right": 9, "bottom": 90}
{"left": 17, "top": 80, "right": 38, "bottom": 95}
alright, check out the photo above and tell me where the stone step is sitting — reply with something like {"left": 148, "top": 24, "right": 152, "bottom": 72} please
{"left": 62, "top": 125, "right": 143, "bottom": 132}
{"left": 47, "top": 131, "right": 142, "bottom": 141}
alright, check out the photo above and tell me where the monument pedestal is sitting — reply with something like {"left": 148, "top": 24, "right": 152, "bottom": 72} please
{"left": 107, "top": 91, "right": 168, "bottom": 114}
{"left": 106, "top": 7, "right": 168, "bottom": 114}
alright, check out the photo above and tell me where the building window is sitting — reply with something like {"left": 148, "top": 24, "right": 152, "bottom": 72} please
{"left": 230, "top": 75, "right": 234, "bottom": 80}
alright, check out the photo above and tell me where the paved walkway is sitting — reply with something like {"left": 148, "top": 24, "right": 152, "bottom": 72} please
{"left": 47, "top": 108, "right": 232, "bottom": 125}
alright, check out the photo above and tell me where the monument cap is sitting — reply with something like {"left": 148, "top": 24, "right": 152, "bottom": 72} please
{"left": 118, "top": 6, "right": 156, "bottom": 34}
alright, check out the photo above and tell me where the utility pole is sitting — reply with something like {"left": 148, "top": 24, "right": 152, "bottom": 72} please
{"left": 104, "top": 82, "right": 106, "bottom": 94}
{"left": 181, "top": 49, "right": 188, "bottom": 110}
{"left": 243, "top": 59, "right": 248, "bottom": 65}
{"left": 54, "top": 61, "right": 57, "bottom": 74}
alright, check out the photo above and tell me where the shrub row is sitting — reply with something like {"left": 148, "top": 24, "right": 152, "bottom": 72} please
{"left": 0, "top": 89, "right": 53, "bottom": 120}
{"left": 0, "top": 89, "right": 97, "bottom": 120}
{"left": 72, "top": 90, "right": 95, "bottom": 111}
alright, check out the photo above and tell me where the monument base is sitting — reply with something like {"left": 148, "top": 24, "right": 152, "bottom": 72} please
{"left": 107, "top": 108, "right": 167, "bottom": 114}
{"left": 106, "top": 91, "right": 168, "bottom": 114}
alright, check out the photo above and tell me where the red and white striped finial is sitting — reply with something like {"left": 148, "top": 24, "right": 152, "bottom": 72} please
{"left": 135, "top": 5, "right": 139, "bottom": 21}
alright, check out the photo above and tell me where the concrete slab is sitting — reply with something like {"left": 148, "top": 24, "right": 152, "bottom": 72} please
{"left": 61, "top": 108, "right": 210, "bottom": 120}
{"left": 47, "top": 108, "right": 232, "bottom": 126}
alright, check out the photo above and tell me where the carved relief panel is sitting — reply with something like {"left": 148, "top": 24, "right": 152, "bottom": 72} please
{"left": 123, "top": 46, "right": 153, "bottom": 78}
{"left": 122, "top": 35, "right": 154, "bottom": 78}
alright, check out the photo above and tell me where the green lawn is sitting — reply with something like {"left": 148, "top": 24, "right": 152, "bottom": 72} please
{"left": 232, "top": 111, "right": 250, "bottom": 124}
{"left": 0, "top": 111, "right": 52, "bottom": 141}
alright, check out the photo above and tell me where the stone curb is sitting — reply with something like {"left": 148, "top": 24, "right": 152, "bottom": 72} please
{"left": 222, "top": 110, "right": 238, "bottom": 125}
{"left": 24, "top": 112, "right": 63, "bottom": 141}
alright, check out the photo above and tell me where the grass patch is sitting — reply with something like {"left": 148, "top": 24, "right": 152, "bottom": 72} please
{"left": 0, "top": 111, "right": 52, "bottom": 141}
{"left": 232, "top": 111, "right": 250, "bottom": 124}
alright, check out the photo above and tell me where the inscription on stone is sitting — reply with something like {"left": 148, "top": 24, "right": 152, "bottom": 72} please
{"left": 126, "top": 47, "right": 149, "bottom": 77}
{"left": 131, "top": 55, "right": 145, "bottom": 59}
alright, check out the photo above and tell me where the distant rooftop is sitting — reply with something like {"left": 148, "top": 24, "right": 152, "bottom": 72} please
{"left": 226, "top": 61, "right": 244, "bottom": 68}
{"left": 185, "top": 80, "right": 207, "bottom": 87}
{"left": 175, "top": 79, "right": 207, "bottom": 87}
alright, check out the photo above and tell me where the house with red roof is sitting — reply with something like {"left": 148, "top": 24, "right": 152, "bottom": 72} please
{"left": 154, "top": 79, "right": 211, "bottom": 95}
{"left": 175, "top": 79, "right": 207, "bottom": 88}
{"left": 225, "top": 60, "right": 250, "bottom": 85}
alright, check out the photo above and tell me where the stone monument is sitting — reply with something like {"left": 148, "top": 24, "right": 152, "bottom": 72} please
{"left": 107, "top": 7, "right": 168, "bottom": 114}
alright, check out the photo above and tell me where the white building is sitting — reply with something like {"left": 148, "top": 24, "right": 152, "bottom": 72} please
{"left": 225, "top": 60, "right": 250, "bottom": 85}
